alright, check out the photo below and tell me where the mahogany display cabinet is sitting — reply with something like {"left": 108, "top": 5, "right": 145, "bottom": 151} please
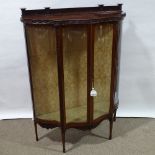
{"left": 21, "top": 4, "right": 126, "bottom": 153}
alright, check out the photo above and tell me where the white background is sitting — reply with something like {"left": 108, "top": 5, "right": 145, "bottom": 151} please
{"left": 0, "top": 0, "right": 155, "bottom": 119}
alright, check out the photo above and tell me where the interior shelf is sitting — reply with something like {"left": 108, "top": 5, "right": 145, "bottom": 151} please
{"left": 37, "top": 103, "right": 108, "bottom": 123}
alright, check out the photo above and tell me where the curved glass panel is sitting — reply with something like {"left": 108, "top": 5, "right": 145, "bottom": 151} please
{"left": 26, "top": 25, "right": 60, "bottom": 121}
{"left": 63, "top": 26, "right": 87, "bottom": 123}
{"left": 93, "top": 24, "right": 113, "bottom": 119}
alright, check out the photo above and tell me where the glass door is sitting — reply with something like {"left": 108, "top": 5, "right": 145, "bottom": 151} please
{"left": 93, "top": 24, "right": 113, "bottom": 119}
{"left": 26, "top": 25, "right": 60, "bottom": 121}
{"left": 63, "top": 25, "right": 88, "bottom": 123}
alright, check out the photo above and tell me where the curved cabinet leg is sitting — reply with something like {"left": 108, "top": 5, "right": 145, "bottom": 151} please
{"left": 34, "top": 122, "right": 39, "bottom": 141}
{"left": 61, "top": 128, "right": 66, "bottom": 153}
{"left": 109, "top": 116, "right": 113, "bottom": 140}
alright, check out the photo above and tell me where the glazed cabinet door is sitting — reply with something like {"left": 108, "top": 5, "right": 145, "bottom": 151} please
{"left": 93, "top": 24, "right": 113, "bottom": 119}
{"left": 26, "top": 25, "right": 60, "bottom": 122}
{"left": 62, "top": 25, "right": 88, "bottom": 123}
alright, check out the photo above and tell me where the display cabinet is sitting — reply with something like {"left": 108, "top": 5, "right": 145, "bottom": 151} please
{"left": 21, "top": 4, "right": 125, "bottom": 152}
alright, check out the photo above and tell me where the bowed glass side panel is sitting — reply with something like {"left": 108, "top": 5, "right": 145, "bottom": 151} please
{"left": 93, "top": 24, "right": 113, "bottom": 119}
{"left": 63, "top": 25, "right": 87, "bottom": 123}
{"left": 26, "top": 25, "right": 60, "bottom": 121}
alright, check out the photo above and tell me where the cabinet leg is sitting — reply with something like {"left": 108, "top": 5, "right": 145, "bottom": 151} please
{"left": 109, "top": 117, "right": 113, "bottom": 140}
{"left": 61, "top": 128, "right": 66, "bottom": 153}
{"left": 34, "top": 122, "right": 39, "bottom": 141}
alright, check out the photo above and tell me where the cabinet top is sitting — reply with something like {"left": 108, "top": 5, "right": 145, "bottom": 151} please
{"left": 21, "top": 4, "right": 126, "bottom": 25}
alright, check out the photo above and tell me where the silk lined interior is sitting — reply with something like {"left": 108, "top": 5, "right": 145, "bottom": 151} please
{"left": 26, "top": 25, "right": 60, "bottom": 121}
{"left": 63, "top": 26, "right": 87, "bottom": 123}
{"left": 94, "top": 24, "right": 113, "bottom": 119}
{"left": 26, "top": 24, "right": 113, "bottom": 123}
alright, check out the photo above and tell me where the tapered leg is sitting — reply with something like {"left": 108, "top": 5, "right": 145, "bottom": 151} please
{"left": 61, "top": 128, "right": 66, "bottom": 153}
{"left": 109, "top": 116, "right": 113, "bottom": 140}
{"left": 34, "top": 122, "right": 39, "bottom": 141}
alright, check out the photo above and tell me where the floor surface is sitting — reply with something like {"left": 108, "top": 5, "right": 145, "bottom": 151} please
{"left": 0, "top": 118, "right": 155, "bottom": 155}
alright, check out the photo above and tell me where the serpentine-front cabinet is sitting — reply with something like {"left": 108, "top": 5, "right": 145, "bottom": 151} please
{"left": 21, "top": 4, "right": 125, "bottom": 153}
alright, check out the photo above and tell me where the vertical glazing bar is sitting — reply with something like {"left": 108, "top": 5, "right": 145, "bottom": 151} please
{"left": 109, "top": 22, "right": 119, "bottom": 139}
{"left": 56, "top": 26, "right": 66, "bottom": 153}
{"left": 87, "top": 25, "right": 91, "bottom": 124}
{"left": 114, "top": 21, "right": 122, "bottom": 121}
{"left": 109, "top": 22, "right": 118, "bottom": 115}
{"left": 87, "top": 24, "right": 94, "bottom": 126}
{"left": 91, "top": 24, "right": 95, "bottom": 124}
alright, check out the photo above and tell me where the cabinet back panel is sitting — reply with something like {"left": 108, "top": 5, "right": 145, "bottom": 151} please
{"left": 26, "top": 25, "right": 60, "bottom": 121}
